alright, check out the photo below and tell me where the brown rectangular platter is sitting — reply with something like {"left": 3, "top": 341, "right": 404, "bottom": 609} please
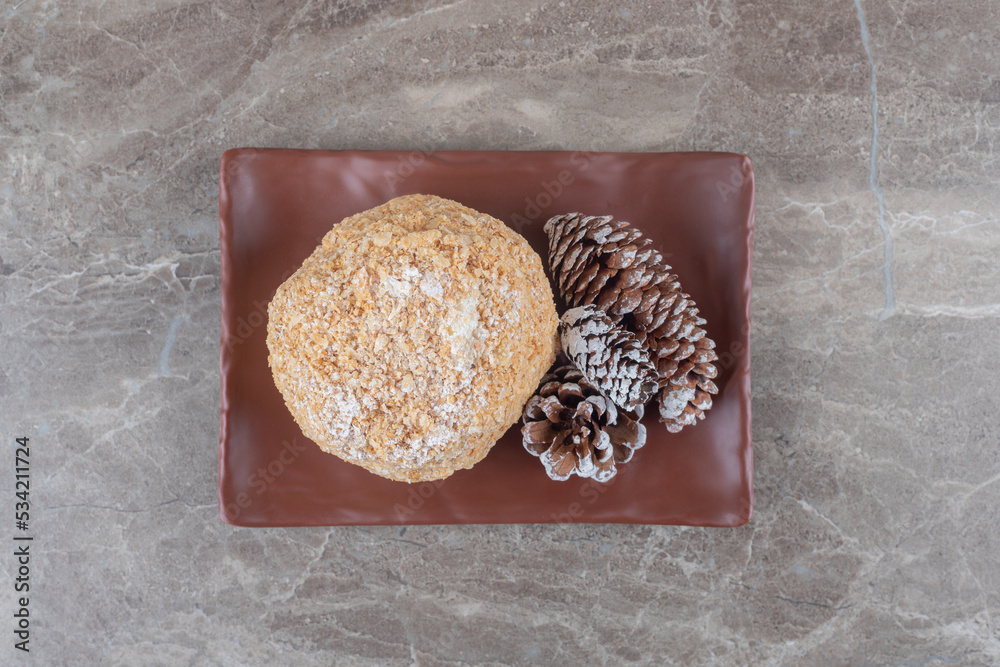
{"left": 219, "top": 148, "right": 754, "bottom": 526}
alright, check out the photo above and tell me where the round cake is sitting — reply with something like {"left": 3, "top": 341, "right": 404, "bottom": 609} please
{"left": 266, "top": 194, "right": 559, "bottom": 482}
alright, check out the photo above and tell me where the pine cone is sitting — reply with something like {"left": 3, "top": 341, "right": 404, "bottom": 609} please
{"left": 559, "top": 305, "right": 658, "bottom": 411}
{"left": 521, "top": 362, "right": 646, "bottom": 482}
{"left": 544, "top": 213, "right": 719, "bottom": 433}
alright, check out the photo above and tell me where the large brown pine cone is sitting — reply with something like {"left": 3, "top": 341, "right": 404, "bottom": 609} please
{"left": 544, "top": 213, "right": 719, "bottom": 433}
{"left": 521, "top": 362, "right": 646, "bottom": 482}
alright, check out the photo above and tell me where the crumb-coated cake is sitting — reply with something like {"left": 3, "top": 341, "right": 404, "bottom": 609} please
{"left": 266, "top": 194, "right": 559, "bottom": 483}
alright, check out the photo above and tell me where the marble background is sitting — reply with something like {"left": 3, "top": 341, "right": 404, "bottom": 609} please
{"left": 1, "top": 0, "right": 998, "bottom": 664}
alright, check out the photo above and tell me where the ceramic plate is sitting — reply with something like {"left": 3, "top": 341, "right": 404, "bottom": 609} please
{"left": 219, "top": 148, "right": 754, "bottom": 526}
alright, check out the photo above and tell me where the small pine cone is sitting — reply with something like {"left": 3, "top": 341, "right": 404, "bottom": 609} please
{"left": 559, "top": 305, "right": 658, "bottom": 411}
{"left": 656, "top": 332, "right": 719, "bottom": 433}
{"left": 544, "top": 213, "right": 719, "bottom": 432}
{"left": 522, "top": 362, "right": 646, "bottom": 482}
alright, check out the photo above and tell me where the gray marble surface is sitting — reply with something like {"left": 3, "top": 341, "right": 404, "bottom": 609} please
{"left": 2, "top": 1, "right": 999, "bottom": 665}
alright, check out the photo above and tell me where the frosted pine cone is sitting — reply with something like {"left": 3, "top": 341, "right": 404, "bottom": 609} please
{"left": 521, "top": 362, "right": 646, "bottom": 482}
{"left": 544, "top": 213, "right": 719, "bottom": 432}
{"left": 559, "top": 305, "right": 658, "bottom": 411}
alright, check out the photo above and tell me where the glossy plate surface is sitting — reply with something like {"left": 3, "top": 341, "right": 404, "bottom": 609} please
{"left": 219, "top": 148, "right": 754, "bottom": 526}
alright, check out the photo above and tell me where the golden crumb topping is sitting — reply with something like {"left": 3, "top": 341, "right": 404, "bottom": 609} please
{"left": 267, "top": 194, "right": 558, "bottom": 482}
